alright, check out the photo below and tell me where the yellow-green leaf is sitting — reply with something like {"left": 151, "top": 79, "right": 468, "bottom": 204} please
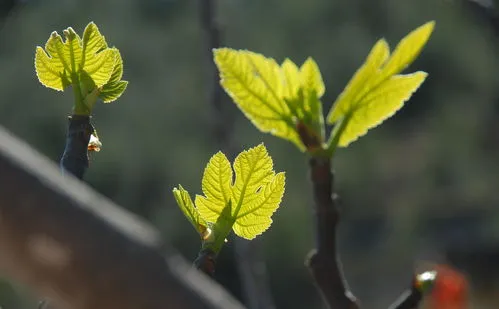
{"left": 327, "top": 39, "right": 390, "bottom": 124}
{"left": 196, "top": 152, "right": 233, "bottom": 223}
{"left": 99, "top": 81, "right": 128, "bottom": 103}
{"left": 327, "top": 21, "right": 435, "bottom": 147}
{"left": 195, "top": 144, "right": 285, "bottom": 240}
{"left": 45, "top": 31, "right": 71, "bottom": 73}
{"left": 379, "top": 21, "right": 435, "bottom": 79}
{"left": 337, "top": 72, "right": 427, "bottom": 147}
{"left": 173, "top": 185, "right": 208, "bottom": 238}
{"left": 63, "top": 28, "right": 83, "bottom": 73}
{"left": 83, "top": 48, "right": 117, "bottom": 88}
{"left": 35, "top": 28, "right": 84, "bottom": 89}
{"left": 82, "top": 22, "right": 108, "bottom": 58}
{"left": 34, "top": 22, "right": 126, "bottom": 106}
{"left": 231, "top": 143, "right": 275, "bottom": 213}
{"left": 300, "top": 57, "right": 325, "bottom": 99}
{"left": 35, "top": 32, "right": 70, "bottom": 90}
{"left": 232, "top": 172, "right": 285, "bottom": 239}
{"left": 98, "top": 49, "right": 127, "bottom": 103}
{"left": 107, "top": 49, "right": 124, "bottom": 84}
{"left": 299, "top": 58, "right": 325, "bottom": 138}
{"left": 281, "top": 58, "right": 300, "bottom": 99}
{"left": 35, "top": 47, "right": 66, "bottom": 91}
{"left": 214, "top": 48, "right": 304, "bottom": 150}
{"left": 214, "top": 48, "right": 331, "bottom": 151}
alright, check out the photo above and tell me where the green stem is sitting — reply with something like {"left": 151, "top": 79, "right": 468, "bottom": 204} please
{"left": 207, "top": 219, "right": 234, "bottom": 254}
{"left": 71, "top": 73, "right": 89, "bottom": 115}
{"left": 325, "top": 113, "right": 351, "bottom": 158}
{"left": 195, "top": 211, "right": 234, "bottom": 277}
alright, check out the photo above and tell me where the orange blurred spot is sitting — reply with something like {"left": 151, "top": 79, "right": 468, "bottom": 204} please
{"left": 429, "top": 264, "right": 469, "bottom": 309}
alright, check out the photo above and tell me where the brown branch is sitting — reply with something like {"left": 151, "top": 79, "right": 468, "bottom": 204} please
{"left": 305, "top": 156, "right": 426, "bottom": 309}
{"left": 198, "top": 1, "right": 276, "bottom": 309}
{"left": 0, "top": 126, "right": 246, "bottom": 309}
{"left": 194, "top": 248, "right": 217, "bottom": 277}
{"left": 388, "top": 287, "right": 422, "bottom": 309}
{"left": 305, "top": 157, "right": 359, "bottom": 309}
{"left": 59, "top": 115, "right": 94, "bottom": 179}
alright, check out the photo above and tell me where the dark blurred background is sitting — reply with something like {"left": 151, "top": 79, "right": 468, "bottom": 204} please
{"left": 1, "top": 0, "right": 499, "bottom": 308}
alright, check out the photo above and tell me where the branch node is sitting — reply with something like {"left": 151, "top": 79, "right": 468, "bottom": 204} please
{"left": 194, "top": 248, "right": 217, "bottom": 277}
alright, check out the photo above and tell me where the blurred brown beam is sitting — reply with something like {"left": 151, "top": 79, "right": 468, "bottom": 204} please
{"left": 0, "top": 126, "right": 246, "bottom": 309}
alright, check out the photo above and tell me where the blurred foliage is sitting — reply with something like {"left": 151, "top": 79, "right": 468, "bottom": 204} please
{"left": 2, "top": 0, "right": 499, "bottom": 308}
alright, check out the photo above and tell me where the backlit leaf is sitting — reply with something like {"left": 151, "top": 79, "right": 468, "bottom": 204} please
{"left": 99, "top": 81, "right": 128, "bottom": 103}
{"left": 196, "top": 152, "right": 233, "bottom": 223}
{"left": 35, "top": 32, "right": 70, "bottom": 90}
{"left": 380, "top": 21, "right": 435, "bottom": 79}
{"left": 299, "top": 58, "right": 325, "bottom": 140}
{"left": 214, "top": 48, "right": 304, "bottom": 150}
{"left": 214, "top": 49, "right": 329, "bottom": 151}
{"left": 83, "top": 48, "right": 116, "bottom": 88}
{"left": 99, "top": 49, "right": 127, "bottom": 103}
{"left": 337, "top": 72, "right": 427, "bottom": 146}
{"left": 173, "top": 185, "right": 209, "bottom": 238}
{"left": 82, "top": 22, "right": 108, "bottom": 57}
{"left": 300, "top": 57, "right": 325, "bottom": 99}
{"left": 195, "top": 144, "right": 285, "bottom": 240}
{"left": 281, "top": 59, "right": 300, "bottom": 99}
{"left": 327, "top": 39, "right": 390, "bottom": 124}
{"left": 35, "top": 21, "right": 127, "bottom": 106}
{"left": 327, "top": 21, "right": 434, "bottom": 147}
{"left": 63, "top": 28, "right": 83, "bottom": 73}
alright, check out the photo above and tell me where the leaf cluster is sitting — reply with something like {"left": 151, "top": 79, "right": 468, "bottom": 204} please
{"left": 35, "top": 22, "right": 128, "bottom": 115}
{"left": 173, "top": 144, "right": 285, "bottom": 253}
{"left": 214, "top": 21, "right": 435, "bottom": 156}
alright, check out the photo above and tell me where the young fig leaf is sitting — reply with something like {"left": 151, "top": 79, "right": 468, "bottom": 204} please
{"left": 173, "top": 185, "right": 209, "bottom": 239}
{"left": 195, "top": 143, "right": 286, "bottom": 240}
{"left": 35, "top": 21, "right": 128, "bottom": 114}
{"left": 214, "top": 48, "right": 303, "bottom": 150}
{"left": 327, "top": 21, "right": 435, "bottom": 148}
{"left": 300, "top": 57, "right": 325, "bottom": 99}
{"left": 214, "top": 49, "right": 328, "bottom": 151}
{"left": 99, "top": 49, "right": 128, "bottom": 102}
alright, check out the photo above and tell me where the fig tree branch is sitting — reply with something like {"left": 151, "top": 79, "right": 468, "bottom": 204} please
{"left": 305, "top": 156, "right": 360, "bottom": 309}
{"left": 59, "top": 115, "right": 93, "bottom": 180}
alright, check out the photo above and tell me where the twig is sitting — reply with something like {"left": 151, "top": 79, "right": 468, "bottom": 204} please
{"left": 194, "top": 248, "right": 217, "bottom": 277}
{"left": 198, "top": 2, "right": 276, "bottom": 309}
{"left": 305, "top": 155, "right": 428, "bottom": 309}
{"left": 388, "top": 289, "right": 422, "bottom": 309}
{"left": 59, "top": 115, "right": 94, "bottom": 179}
{"left": 0, "top": 125, "right": 246, "bottom": 309}
{"left": 387, "top": 275, "right": 423, "bottom": 309}
{"left": 305, "top": 156, "right": 359, "bottom": 309}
